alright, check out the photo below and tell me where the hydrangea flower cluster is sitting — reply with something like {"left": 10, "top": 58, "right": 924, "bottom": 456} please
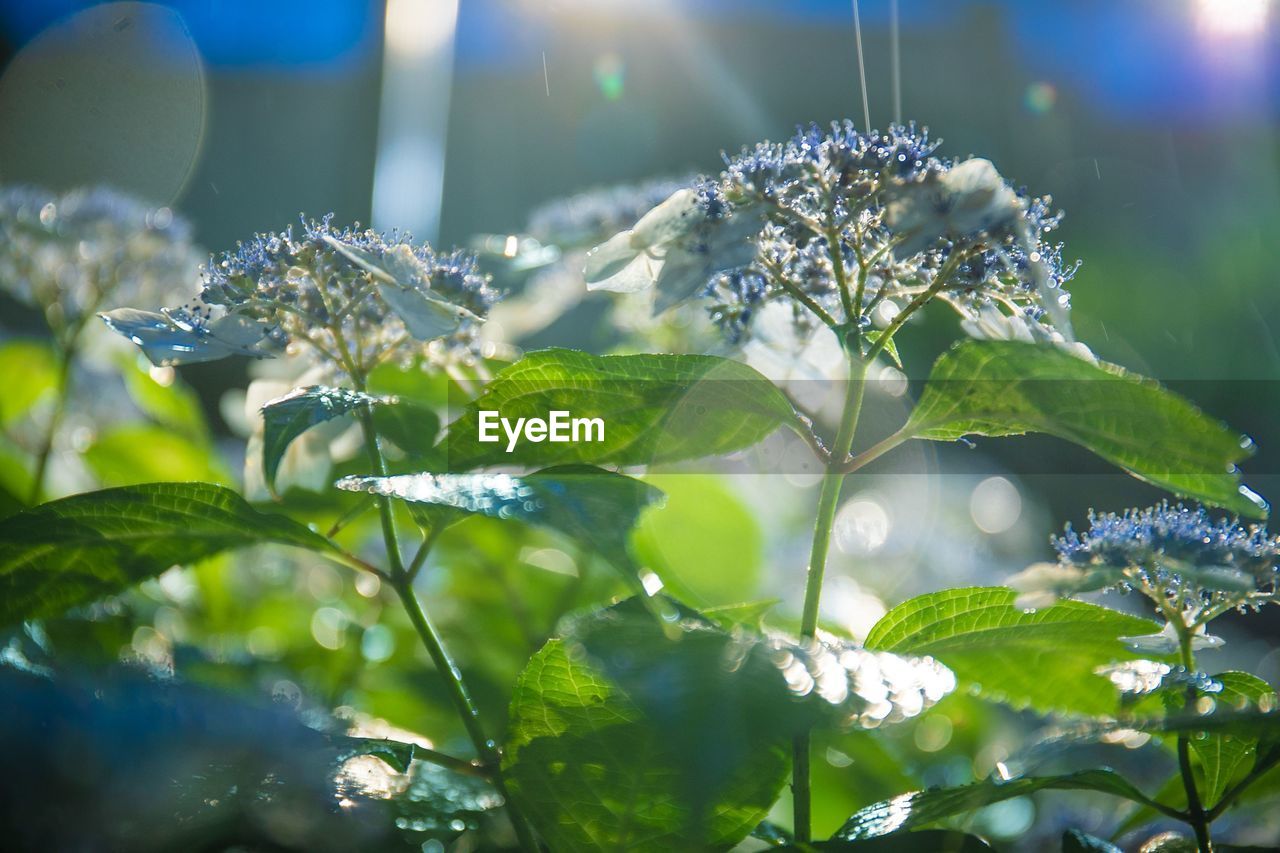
{"left": 0, "top": 185, "right": 202, "bottom": 345}
{"left": 1010, "top": 503, "right": 1280, "bottom": 650}
{"left": 584, "top": 121, "right": 1080, "bottom": 355}
{"left": 103, "top": 215, "right": 495, "bottom": 379}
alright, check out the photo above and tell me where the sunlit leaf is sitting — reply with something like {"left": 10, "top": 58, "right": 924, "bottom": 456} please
{"left": 0, "top": 482, "right": 339, "bottom": 625}
{"left": 862, "top": 330, "right": 902, "bottom": 369}
{"left": 441, "top": 349, "right": 801, "bottom": 471}
{"left": 865, "top": 587, "right": 1162, "bottom": 715}
{"left": 703, "top": 599, "right": 780, "bottom": 630}
{"left": 834, "top": 770, "right": 1165, "bottom": 841}
{"left": 261, "top": 386, "right": 441, "bottom": 493}
{"left": 505, "top": 597, "right": 953, "bottom": 852}
{"left": 372, "top": 398, "right": 441, "bottom": 460}
{"left": 337, "top": 465, "right": 663, "bottom": 573}
{"left": 261, "top": 386, "right": 380, "bottom": 493}
{"left": 904, "top": 341, "right": 1265, "bottom": 517}
{"left": 504, "top": 604, "right": 787, "bottom": 852}
{"left": 1191, "top": 671, "right": 1277, "bottom": 806}
{"left": 782, "top": 831, "right": 994, "bottom": 851}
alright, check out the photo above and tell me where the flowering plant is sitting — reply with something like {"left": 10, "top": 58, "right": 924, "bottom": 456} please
{"left": 1, "top": 122, "right": 1276, "bottom": 853}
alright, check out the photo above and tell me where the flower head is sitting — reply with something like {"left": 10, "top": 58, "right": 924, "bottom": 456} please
{"left": 103, "top": 215, "right": 495, "bottom": 378}
{"left": 1010, "top": 503, "right": 1280, "bottom": 624}
{"left": 584, "top": 121, "right": 1079, "bottom": 353}
{"left": 0, "top": 185, "right": 202, "bottom": 337}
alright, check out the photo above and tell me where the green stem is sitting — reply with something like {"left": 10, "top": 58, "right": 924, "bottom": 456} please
{"left": 408, "top": 744, "right": 491, "bottom": 779}
{"left": 862, "top": 250, "right": 968, "bottom": 365}
{"left": 1173, "top": 620, "right": 1213, "bottom": 853}
{"left": 28, "top": 340, "right": 76, "bottom": 505}
{"left": 793, "top": 354, "right": 868, "bottom": 843}
{"left": 352, "top": 371, "right": 539, "bottom": 852}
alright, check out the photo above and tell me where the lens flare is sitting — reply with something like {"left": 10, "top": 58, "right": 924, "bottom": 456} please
{"left": 1195, "top": 0, "right": 1269, "bottom": 37}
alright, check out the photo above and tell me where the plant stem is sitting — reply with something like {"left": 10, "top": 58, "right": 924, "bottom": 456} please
{"left": 793, "top": 354, "right": 868, "bottom": 843}
{"left": 28, "top": 340, "right": 76, "bottom": 505}
{"left": 351, "top": 374, "right": 539, "bottom": 852}
{"left": 1174, "top": 621, "right": 1213, "bottom": 853}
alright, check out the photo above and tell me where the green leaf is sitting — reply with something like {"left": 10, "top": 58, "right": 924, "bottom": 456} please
{"left": 84, "top": 424, "right": 232, "bottom": 487}
{"left": 504, "top": 613, "right": 789, "bottom": 851}
{"left": 0, "top": 482, "right": 339, "bottom": 625}
{"left": 0, "top": 340, "right": 59, "bottom": 427}
{"left": 783, "top": 831, "right": 994, "bottom": 851}
{"left": 1192, "top": 671, "right": 1277, "bottom": 807}
{"left": 441, "top": 349, "right": 800, "bottom": 470}
{"left": 865, "top": 587, "right": 1162, "bottom": 715}
{"left": 261, "top": 386, "right": 443, "bottom": 492}
{"left": 632, "top": 474, "right": 764, "bottom": 606}
{"left": 337, "top": 465, "right": 664, "bottom": 573}
{"left": 863, "top": 330, "right": 902, "bottom": 369}
{"left": 703, "top": 599, "right": 779, "bottom": 630}
{"left": 505, "top": 597, "right": 955, "bottom": 852}
{"left": 835, "top": 770, "right": 1165, "bottom": 840}
{"left": 904, "top": 341, "right": 1265, "bottom": 517}
{"left": 261, "top": 386, "right": 380, "bottom": 494}
{"left": 373, "top": 398, "right": 441, "bottom": 459}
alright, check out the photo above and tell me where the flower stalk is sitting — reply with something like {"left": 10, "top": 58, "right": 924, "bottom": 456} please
{"left": 1172, "top": 616, "right": 1213, "bottom": 853}
{"left": 793, "top": 349, "right": 869, "bottom": 843}
{"left": 350, "top": 369, "right": 539, "bottom": 852}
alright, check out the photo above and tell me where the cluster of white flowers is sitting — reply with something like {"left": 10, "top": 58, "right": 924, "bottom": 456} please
{"left": 0, "top": 186, "right": 203, "bottom": 344}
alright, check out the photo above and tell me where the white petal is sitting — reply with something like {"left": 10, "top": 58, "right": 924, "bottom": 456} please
{"left": 584, "top": 230, "right": 643, "bottom": 285}
{"left": 628, "top": 188, "right": 702, "bottom": 248}
{"left": 585, "top": 249, "right": 664, "bottom": 294}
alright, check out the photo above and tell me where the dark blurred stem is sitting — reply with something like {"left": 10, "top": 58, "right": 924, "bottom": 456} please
{"left": 1174, "top": 622, "right": 1213, "bottom": 852}
{"left": 793, "top": 354, "right": 868, "bottom": 843}
{"left": 352, "top": 373, "right": 539, "bottom": 852}
{"left": 28, "top": 338, "right": 76, "bottom": 505}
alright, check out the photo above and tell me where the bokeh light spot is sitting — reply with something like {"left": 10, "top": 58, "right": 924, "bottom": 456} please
{"left": 1024, "top": 81, "right": 1057, "bottom": 114}
{"left": 970, "top": 476, "right": 1021, "bottom": 535}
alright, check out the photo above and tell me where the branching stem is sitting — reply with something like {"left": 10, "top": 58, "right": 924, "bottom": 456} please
{"left": 1171, "top": 617, "right": 1213, "bottom": 853}
{"left": 793, "top": 354, "right": 868, "bottom": 843}
{"left": 349, "top": 365, "right": 540, "bottom": 852}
